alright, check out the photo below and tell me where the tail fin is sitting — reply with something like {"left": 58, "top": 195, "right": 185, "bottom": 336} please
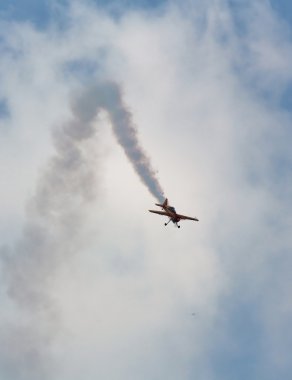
{"left": 155, "top": 198, "right": 168, "bottom": 208}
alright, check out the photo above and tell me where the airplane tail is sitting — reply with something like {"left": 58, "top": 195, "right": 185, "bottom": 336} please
{"left": 155, "top": 198, "right": 168, "bottom": 208}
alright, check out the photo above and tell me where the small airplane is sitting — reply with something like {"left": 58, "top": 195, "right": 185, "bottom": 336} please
{"left": 149, "top": 198, "right": 199, "bottom": 228}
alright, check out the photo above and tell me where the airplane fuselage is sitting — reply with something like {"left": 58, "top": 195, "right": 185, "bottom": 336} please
{"left": 165, "top": 209, "right": 180, "bottom": 223}
{"left": 156, "top": 203, "right": 181, "bottom": 226}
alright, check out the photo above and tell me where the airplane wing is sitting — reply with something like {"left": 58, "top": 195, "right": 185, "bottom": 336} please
{"left": 149, "top": 210, "right": 169, "bottom": 216}
{"left": 176, "top": 214, "right": 199, "bottom": 221}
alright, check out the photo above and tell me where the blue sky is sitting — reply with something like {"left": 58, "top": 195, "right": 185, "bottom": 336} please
{"left": 270, "top": 0, "right": 292, "bottom": 24}
{"left": 1, "top": 0, "right": 292, "bottom": 25}
{"left": 0, "top": 0, "right": 52, "bottom": 27}
{"left": 0, "top": 0, "right": 167, "bottom": 27}
{"left": 1, "top": 0, "right": 291, "bottom": 27}
{"left": 0, "top": 1, "right": 292, "bottom": 380}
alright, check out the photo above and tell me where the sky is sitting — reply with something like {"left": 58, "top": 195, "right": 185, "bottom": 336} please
{"left": 0, "top": 0, "right": 292, "bottom": 379}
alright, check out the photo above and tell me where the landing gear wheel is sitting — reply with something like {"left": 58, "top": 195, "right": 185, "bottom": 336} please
{"left": 178, "top": 225, "right": 181, "bottom": 228}
{"left": 164, "top": 223, "right": 167, "bottom": 226}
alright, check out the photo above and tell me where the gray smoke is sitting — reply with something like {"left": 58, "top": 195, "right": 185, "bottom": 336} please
{"left": 0, "top": 82, "right": 164, "bottom": 379}
{"left": 76, "top": 82, "right": 165, "bottom": 202}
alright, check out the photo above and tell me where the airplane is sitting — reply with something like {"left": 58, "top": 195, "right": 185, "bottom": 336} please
{"left": 149, "top": 198, "right": 199, "bottom": 228}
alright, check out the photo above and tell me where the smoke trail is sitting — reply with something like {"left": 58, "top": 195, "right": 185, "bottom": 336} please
{"left": 0, "top": 89, "right": 100, "bottom": 380}
{"left": 76, "top": 82, "right": 165, "bottom": 202}
{"left": 0, "top": 81, "right": 164, "bottom": 379}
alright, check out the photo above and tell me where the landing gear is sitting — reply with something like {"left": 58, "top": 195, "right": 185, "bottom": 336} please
{"left": 178, "top": 225, "right": 181, "bottom": 228}
{"left": 165, "top": 219, "right": 171, "bottom": 226}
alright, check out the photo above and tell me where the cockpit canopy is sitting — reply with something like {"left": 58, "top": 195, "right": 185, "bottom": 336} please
{"left": 169, "top": 206, "right": 176, "bottom": 213}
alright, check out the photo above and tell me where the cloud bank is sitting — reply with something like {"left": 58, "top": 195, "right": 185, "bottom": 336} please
{"left": 0, "top": 0, "right": 292, "bottom": 379}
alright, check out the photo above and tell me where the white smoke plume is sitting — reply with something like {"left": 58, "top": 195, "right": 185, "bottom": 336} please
{"left": 0, "top": 81, "right": 164, "bottom": 379}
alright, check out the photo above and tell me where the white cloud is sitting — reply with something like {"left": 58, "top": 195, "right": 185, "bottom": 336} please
{"left": 0, "top": 0, "right": 292, "bottom": 379}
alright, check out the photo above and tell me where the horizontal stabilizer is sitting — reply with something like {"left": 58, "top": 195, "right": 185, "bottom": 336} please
{"left": 155, "top": 198, "right": 168, "bottom": 208}
{"left": 149, "top": 210, "right": 169, "bottom": 216}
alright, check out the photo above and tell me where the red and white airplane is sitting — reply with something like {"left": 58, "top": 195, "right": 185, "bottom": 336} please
{"left": 149, "top": 198, "right": 199, "bottom": 228}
